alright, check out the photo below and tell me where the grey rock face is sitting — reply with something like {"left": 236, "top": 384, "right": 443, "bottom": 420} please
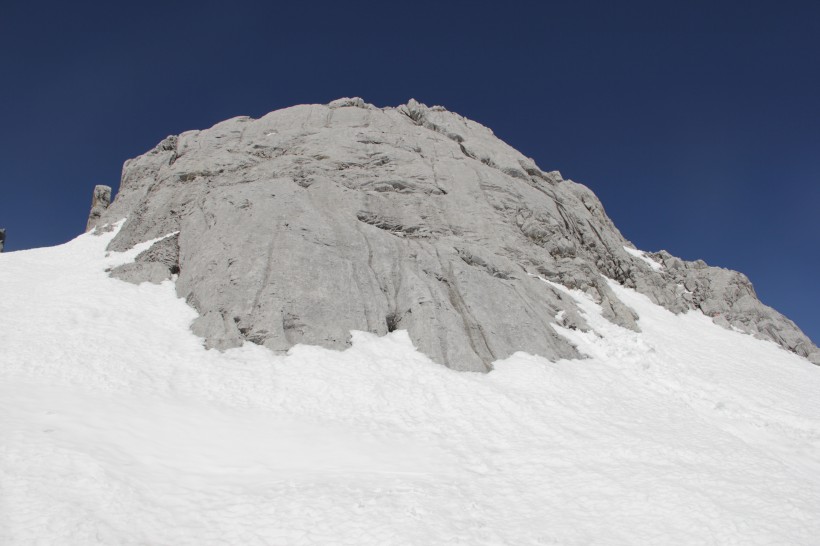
{"left": 94, "top": 98, "right": 819, "bottom": 368}
{"left": 645, "top": 251, "right": 820, "bottom": 363}
{"left": 111, "top": 233, "right": 179, "bottom": 285}
{"left": 86, "top": 185, "right": 112, "bottom": 232}
{"left": 0, "top": 228, "right": 5, "bottom": 253}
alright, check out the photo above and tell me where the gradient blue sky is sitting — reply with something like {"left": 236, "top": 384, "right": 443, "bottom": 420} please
{"left": 1, "top": 0, "right": 817, "bottom": 343}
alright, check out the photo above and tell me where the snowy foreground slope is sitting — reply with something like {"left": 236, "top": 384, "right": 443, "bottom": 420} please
{"left": 1, "top": 227, "right": 819, "bottom": 545}
{"left": 92, "top": 98, "right": 820, "bottom": 370}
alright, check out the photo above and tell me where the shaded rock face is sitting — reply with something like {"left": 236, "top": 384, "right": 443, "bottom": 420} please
{"left": 86, "top": 185, "right": 112, "bottom": 232}
{"left": 0, "top": 228, "right": 5, "bottom": 253}
{"left": 90, "top": 98, "right": 820, "bottom": 369}
{"left": 110, "top": 233, "right": 180, "bottom": 285}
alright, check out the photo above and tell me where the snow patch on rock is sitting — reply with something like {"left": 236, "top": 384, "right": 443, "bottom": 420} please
{"left": 623, "top": 245, "right": 663, "bottom": 271}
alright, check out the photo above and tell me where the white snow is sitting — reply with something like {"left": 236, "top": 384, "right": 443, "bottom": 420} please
{"left": 1, "top": 227, "right": 819, "bottom": 545}
{"left": 623, "top": 245, "right": 664, "bottom": 270}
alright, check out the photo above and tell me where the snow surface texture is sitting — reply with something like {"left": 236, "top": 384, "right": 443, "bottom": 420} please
{"left": 90, "top": 98, "right": 820, "bottom": 369}
{"left": 2, "top": 226, "right": 820, "bottom": 545}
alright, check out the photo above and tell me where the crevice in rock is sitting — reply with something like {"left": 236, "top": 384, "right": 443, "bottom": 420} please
{"left": 356, "top": 212, "right": 424, "bottom": 237}
{"left": 361, "top": 179, "right": 446, "bottom": 195}
{"left": 502, "top": 167, "right": 528, "bottom": 180}
{"left": 386, "top": 312, "right": 400, "bottom": 332}
{"left": 457, "top": 249, "right": 512, "bottom": 280}
{"left": 458, "top": 143, "right": 477, "bottom": 160}
{"left": 441, "top": 261, "right": 495, "bottom": 370}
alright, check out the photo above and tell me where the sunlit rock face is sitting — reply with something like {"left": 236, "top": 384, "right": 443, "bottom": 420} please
{"left": 90, "top": 98, "right": 819, "bottom": 369}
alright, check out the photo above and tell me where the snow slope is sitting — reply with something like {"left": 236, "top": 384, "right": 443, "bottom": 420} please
{"left": 1, "top": 227, "right": 819, "bottom": 545}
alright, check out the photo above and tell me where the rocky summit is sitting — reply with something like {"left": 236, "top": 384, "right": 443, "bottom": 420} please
{"left": 88, "top": 98, "right": 819, "bottom": 370}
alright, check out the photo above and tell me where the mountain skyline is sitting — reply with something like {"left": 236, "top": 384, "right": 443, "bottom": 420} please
{"left": 84, "top": 96, "right": 818, "bottom": 367}
{"left": 1, "top": 0, "right": 817, "bottom": 342}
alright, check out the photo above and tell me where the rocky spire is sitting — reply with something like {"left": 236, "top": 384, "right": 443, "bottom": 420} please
{"left": 86, "top": 185, "right": 112, "bottom": 232}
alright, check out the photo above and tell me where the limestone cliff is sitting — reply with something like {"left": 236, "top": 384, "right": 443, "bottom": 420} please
{"left": 89, "top": 98, "right": 819, "bottom": 369}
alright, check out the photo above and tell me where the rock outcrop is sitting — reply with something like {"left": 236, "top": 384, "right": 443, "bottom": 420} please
{"left": 89, "top": 98, "right": 820, "bottom": 369}
{"left": 0, "top": 228, "right": 5, "bottom": 253}
{"left": 86, "top": 185, "right": 112, "bottom": 232}
{"left": 111, "top": 233, "right": 180, "bottom": 285}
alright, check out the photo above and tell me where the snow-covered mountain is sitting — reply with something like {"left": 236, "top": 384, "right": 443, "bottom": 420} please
{"left": 2, "top": 99, "right": 819, "bottom": 544}
{"left": 88, "top": 98, "right": 819, "bottom": 369}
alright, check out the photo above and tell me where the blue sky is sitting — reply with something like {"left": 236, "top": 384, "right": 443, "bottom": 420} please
{"left": 1, "top": 0, "right": 817, "bottom": 343}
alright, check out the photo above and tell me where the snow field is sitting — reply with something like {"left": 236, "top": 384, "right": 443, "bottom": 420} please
{"left": 1, "top": 227, "right": 819, "bottom": 545}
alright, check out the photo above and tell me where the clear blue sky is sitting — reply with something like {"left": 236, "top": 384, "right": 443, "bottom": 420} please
{"left": 1, "top": 0, "right": 817, "bottom": 343}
